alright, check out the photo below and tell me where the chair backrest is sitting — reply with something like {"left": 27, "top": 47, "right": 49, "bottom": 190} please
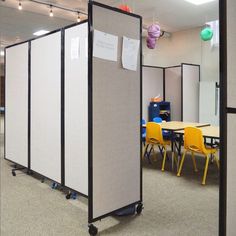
{"left": 146, "top": 122, "right": 164, "bottom": 145}
{"left": 184, "top": 127, "right": 206, "bottom": 154}
{"left": 153, "top": 117, "right": 163, "bottom": 123}
{"left": 141, "top": 119, "right": 146, "bottom": 134}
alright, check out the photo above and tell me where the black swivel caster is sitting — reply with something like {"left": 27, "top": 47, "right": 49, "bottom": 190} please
{"left": 41, "top": 178, "right": 45, "bottom": 183}
{"left": 12, "top": 170, "right": 16, "bottom": 176}
{"left": 136, "top": 203, "right": 143, "bottom": 215}
{"left": 88, "top": 224, "right": 98, "bottom": 236}
{"left": 51, "top": 182, "right": 58, "bottom": 189}
{"left": 66, "top": 192, "right": 71, "bottom": 199}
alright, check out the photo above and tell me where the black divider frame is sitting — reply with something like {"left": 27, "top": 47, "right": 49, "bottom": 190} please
{"left": 219, "top": 0, "right": 227, "bottom": 235}
{"left": 62, "top": 20, "right": 89, "bottom": 198}
{"left": 88, "top": 1, "right": 143, "bottom": 223}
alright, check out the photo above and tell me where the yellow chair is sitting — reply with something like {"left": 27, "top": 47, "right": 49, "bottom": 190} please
{"left": 143, "top": 122, "right": 171, "bottom": 171}
{"left": 177, "top": 127, "right": 219, "bottom": 185}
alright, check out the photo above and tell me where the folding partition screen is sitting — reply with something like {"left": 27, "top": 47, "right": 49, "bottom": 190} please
{"left": 5, "top": 43, "right": 29, "bottom": 168}
{"left": 165, "top": 66, "right": 182, "bottom": 121}
{"left": 4, "top": 2, "right": 142, "bottom": 234}
{"left": 88, "top": 2, "right": 142, "bottom": 222}
{"left": 64, "top": 22, "right": 88, "bottom": 196}
{"left": 142, "top": 65, "right": 164, "bottom": 121}
{"left": 30, "top": 31, "right": 62, "bottom": 183}
{"left": 223, "top": 0, "right": 236, "bottom": 235}
{"left": 182, "top": 63, "right": 200, "bottom": 122}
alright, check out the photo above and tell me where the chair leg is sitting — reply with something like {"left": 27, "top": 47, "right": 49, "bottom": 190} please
{"left": 177, "top": 150, "right": 187, "bottom": 177}
{"left": 142, "top": 144, "right": 148, "bottom": 159}
{"left": 214, "top": 154, "right": 220, "bottom": 170}
{"left": 161, "top": 146, "right": 167, "bottom": 172}
{"left": 202, "top": 155, "right": 210, "bottom": 185}
{"left": 191, "top": 151, "right": 198, "bottom": 172}
{"left": 148, "top": 145, "right": 154, "bottom": 163}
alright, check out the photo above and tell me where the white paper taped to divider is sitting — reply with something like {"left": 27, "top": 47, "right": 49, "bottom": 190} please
{"left": 122, "top": 36, "right": 140, "bottom": 71}
{"left": 93, "top": 29, "right": 118, "bottom": 61}
{"left": 71, "top": 37, "right": 80, "bottom": 60}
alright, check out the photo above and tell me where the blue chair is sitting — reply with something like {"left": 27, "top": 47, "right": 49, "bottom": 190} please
{"left": 153, "top": 117, "right": 171, "bottom": 140}
{"left": 153, "top": 117, "right": 162, "bottom": 123}
{"left": 142, "top": 119, "right": 146, "bottom": 146}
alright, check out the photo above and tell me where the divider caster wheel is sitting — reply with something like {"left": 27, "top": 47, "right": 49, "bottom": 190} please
{"left": 88, "top": 224, "right": 98, "bottom": 236}
{"left": 66, "top": 193, "right": 71, "bottom": 199}
{"left": 41, "top": 178, "right": 45, "bottom": 183}
{"left": 12, "top": 170, "right": 16, "bottom": 177}
{"left": 51, "top": 182, "right": 58, "bottom": 189}
{"left": 27, "top": 170, "right": 33, "bottom": 175}
{"left": 136, "top": 203, "right": 143, "bottom": 215}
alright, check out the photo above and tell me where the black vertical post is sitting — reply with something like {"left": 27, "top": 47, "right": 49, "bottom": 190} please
{"left": 88, "top": 1, "right": 93, "bottom": 223}
{"left": 219, "top": 0, "right": 227, "bottom": 235}
{"left": 61, "top": 29, "right": 65, "bottom": 186}
{"left": 28, "top": 41, "right": 31, "bottom": 170}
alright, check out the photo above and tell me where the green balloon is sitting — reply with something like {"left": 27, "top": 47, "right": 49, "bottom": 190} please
{"left": 200, "top": 27, "right": 214, "bottom": 41}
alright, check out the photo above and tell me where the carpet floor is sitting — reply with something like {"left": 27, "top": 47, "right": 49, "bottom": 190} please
{"left": 0, "top": 117, "right": 219, "bottom": 236}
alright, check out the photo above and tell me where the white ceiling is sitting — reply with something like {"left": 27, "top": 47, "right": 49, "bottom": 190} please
{"left": 0, "top": 0, "right": 218, "bottom": 48}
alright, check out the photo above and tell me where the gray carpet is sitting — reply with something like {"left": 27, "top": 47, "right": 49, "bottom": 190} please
{"left": 0, "top": 116, "right": 219, "bottom": 236}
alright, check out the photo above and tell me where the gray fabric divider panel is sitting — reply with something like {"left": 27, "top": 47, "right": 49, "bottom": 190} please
{"left": 5, "top": 43, "right": 28, "bottom": 167}
{"left": 227, "top": 114, "right": 236, "bottom": 236}
{"left": 227, "top": 0, "right": 236, "bottom": 108}
{"left": 65, "top": 23, "right": 88, "bottom": 195}
{"left": 165, "top": 67, "right": 181, "bottom": 121}
{"left": 92, "top": 5, "right": 141, "bottom": 219}
{"left": 143, "top": 67, "right": 163, "bottom": 121}
{"left": 31, "top": 32, "right": 61, "bottom": 183}
{"left": 182, "top": 64, "right": 199, "bottom": 122}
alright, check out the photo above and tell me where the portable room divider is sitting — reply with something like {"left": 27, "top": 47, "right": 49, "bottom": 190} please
{"left": 220, "top": 0, "right": 236, "bottom": 235}
{"left": 142, "top": 63, "right": 200, "bottom": 122}
{"left": 4, "top": 2, "right": 142, "bottom": 235}
{"left": 142, "top": 65, "right": 164, "bottom": 121}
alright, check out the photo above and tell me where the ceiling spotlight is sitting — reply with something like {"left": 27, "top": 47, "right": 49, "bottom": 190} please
{"left": 49, "top": 5, "right": 53, "bottom": 17}
{"left": 77, "top": 12, "right": 81, "bottom": 22}
{"left": 18, "top": 0, "right": 22, "bottom": 10}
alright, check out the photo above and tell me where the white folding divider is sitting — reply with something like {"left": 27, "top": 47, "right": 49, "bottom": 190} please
{"left": 31, "top": 31, "right": 62, "bottom": 183}
{"left": 88, "top": 2, "right": 142, "bottom": 222}
{"left": 5, "top": 43, "right": 28, "bottom": 167}
{"left": 5, "top": 1, "right": 143, "bottom": 234}
{"left": 142, "top": 66, "right": 164, "bottom": 121}
{"left": 64, "top": 22, "right": 88, "bottom": 196}
{"left": 165, "top": 66, "right": 182, "bottom": 121}
{"left": 199, "top": 81, "right": 219, "bottom": 126}
{"left": 182, "top": 63, "right": 200, "bottom": 122}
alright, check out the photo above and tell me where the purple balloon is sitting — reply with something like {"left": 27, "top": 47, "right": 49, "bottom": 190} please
{"left": 146, "top": 36, "right": 156, "bottom": 49}
{"left": 148, "top": 24, "right": 161, "bottom": 38}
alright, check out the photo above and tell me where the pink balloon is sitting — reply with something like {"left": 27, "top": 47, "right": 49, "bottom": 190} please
{"left": 148, "top": 24, "right": 161, "bottom": 38}
{"left": 146, "top": 36, "right": 156, "bottom": 49}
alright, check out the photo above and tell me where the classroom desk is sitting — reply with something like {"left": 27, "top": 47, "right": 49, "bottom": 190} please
{"left": 175, "top": 125, "right": 219, "bottom": 139}
{"left": 143, "top": 121, "right": 210, "bottom": 169}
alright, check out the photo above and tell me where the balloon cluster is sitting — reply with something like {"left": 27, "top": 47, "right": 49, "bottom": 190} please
{"left": 146, "top": 24, "right": 161, "bottom": 49}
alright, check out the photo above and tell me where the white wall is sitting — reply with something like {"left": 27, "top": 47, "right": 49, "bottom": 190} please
{"left": 143, "top": 27, "right": 219, "bottom": 82}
